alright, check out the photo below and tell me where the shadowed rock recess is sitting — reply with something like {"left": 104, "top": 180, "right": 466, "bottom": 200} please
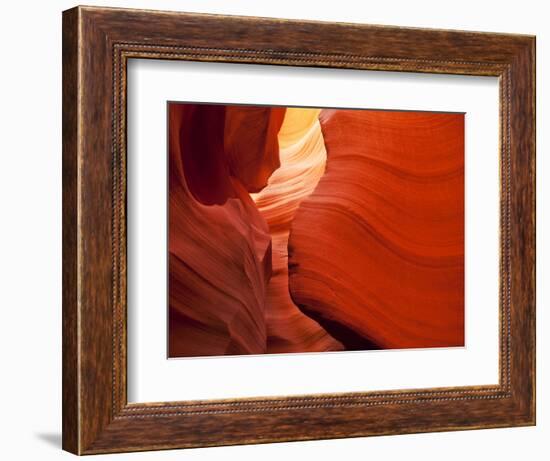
{"left": 168, "top": 103, "right": 464, "bottom": 358}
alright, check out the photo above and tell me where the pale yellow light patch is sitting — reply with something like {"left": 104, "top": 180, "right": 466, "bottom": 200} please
{"left": 277, "top": 108, "right": 322, "bottom": 149}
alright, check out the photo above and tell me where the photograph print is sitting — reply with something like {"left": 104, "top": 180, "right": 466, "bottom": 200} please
{"left": 167, "top": 102, "right": 465, "bottom": 358}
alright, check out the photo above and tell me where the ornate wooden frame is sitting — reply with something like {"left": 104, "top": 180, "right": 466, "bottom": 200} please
{"left": 62, "top": 5, "right": 536, "bottom": 455}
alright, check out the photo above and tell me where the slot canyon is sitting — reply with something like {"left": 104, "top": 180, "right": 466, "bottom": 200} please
{"left": 168, "top": 103, "right": 464, "bottom": 358}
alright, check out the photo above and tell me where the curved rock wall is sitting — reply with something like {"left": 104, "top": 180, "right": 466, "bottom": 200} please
{"left": 288, "top": 110, "right": 465, "bottom": 349}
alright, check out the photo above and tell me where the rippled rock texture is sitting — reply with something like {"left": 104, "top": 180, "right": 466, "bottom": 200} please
{"left": 168, "top": 103, "right": 464, "bottom": 357}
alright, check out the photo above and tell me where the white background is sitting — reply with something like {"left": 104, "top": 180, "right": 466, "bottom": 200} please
{"left": 0, "top": 0, "right": 547, "bottom": 460}
{"left": 128, "top": 61, "right": 499, "bottom": 402}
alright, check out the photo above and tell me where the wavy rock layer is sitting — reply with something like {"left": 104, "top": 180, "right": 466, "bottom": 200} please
{"left": 288, "top": 110, "right": 465, "bottom": 349}
{"left": 168, "top": 103, "right": 284, "bottom": 357}
{"left": 252, "top": 109, "right": 343, "bottom": 353}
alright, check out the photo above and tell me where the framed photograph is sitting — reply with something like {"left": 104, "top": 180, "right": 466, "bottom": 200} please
{"left": 62, "top": 5, "right": 535, "bottom": 455}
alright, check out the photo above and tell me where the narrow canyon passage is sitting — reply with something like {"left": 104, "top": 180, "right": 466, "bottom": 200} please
{"left": 251, "top": 108, "right": 343, "bottom": 353}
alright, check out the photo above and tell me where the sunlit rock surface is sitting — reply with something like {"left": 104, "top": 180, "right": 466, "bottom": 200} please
{"left": 252, "top": 108, "right": 343, "bottom": 353}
